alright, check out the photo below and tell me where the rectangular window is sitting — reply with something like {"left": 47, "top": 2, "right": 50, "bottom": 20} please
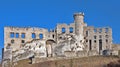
{"left": 16, "top": 33, "right": 19, "bottom": 38}
{"left": 10, "top": 32, "right": 14, "bottom": 38}
{"left": 32, "top": 33, "right": 36, "bottom": 39}
{"left": 62, "top": 28, "right": 66, "bottom": 33}
{"left": 21, "top": 33, "right": 25, "bottom": 38}
{"left": 21, "top": 40, "right": 25, "bottom": 43}
{"left": 86, "top": 31, "right": 89, "bottom": 36}
{"left": 69, "top": 27, "right": 73, "bottom": 33}
{"left": 94, "top": 35, "right": 97, "bottom": 39}
{"left": 39, "top": 34, "right": 43, "bottom": 39}
{"left": 99, "top": 35, "right": 102, "bottom": 38}
{"left": 89, "top": 40, "right": 92, "bottom": 50}
{"left": 99, "top": 29, "right": 102, "bottom": 33}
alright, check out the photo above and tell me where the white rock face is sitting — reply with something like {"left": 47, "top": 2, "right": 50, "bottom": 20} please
{"left": 54, "top": 34, "right": 85, "bottom": 56}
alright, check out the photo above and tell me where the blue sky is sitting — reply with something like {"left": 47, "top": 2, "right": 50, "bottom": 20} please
{"left": 0, "top": 0, "right": 120, "bottom": 58}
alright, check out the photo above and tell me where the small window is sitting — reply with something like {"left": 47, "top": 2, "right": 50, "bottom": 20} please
{"left": 94, "top": 29, "right": 97, "bottom": 32}
{"left": 21, "top": 33, "right": 25, "bottom": 38}
{"left": 39, "top": 34, "right": 43, "bottom": 39}
{"left": 52, "top": 34, "right": 54, "bottom": 38}
{"left": 106, "top": 39, "right": 108, "bottom": 43}
{"left": 86, "top": 40, "right": 88, "bottom": 42}
{"left": 105, "top": 28, "right": 109, "bottom": 33}
{"left": 10, "top": 32, "right": 14, "bottom": 38}
{"left": 94, "top": 40, "right": 96, "bottom": 43}
{"left": 99, "top": 35, "right": 102, "bottom": 38}
{"left": 69, "top": 27, "right": 73, "bottom": 33}
{"left": 105, "top": 35, "right": 109, "bottom": 38}
{"left": 94, "top": 35, "right": 97, "bottom": 39}
{"left": 99, "top": 29, "right": 102, "bottom": 33}
{"left": 16, "top": 33, "right": 19, "bottom": 38}
{"left": 86, "top": 31, "right": 89, "bottom": 36}
{"left": 32, "top": 33, "right": 36, "bottom": 39}
{"left": 21, "top": 40, "right": 25, "bottom": 43}
{"left": 62, "top": 28, "right": 66, "bottom": 33}
{"left": 11, "top": 39, "right": 14, "bottom": 43}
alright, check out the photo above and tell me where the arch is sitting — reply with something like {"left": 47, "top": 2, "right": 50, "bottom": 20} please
{"left": 46, "top": 39, "right": 56, "bottom": 45}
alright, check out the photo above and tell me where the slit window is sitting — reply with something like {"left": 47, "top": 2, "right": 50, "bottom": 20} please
{"left": 106, "top": 39, "right": 108, "bottom": 43}
{"left": 86, "top": 31, "right": 89, "bottom": 36}
{"left": 10, "top": 32, "right": 14, "bottom": 38}
{"left": 39, "top": 34, "right": 43, "bottom": 39}
{"left": 52, "top": 34, "right": 54, "bottom": 38}
{"left": 16, "top": 33, "right": 19, "bottom": 38}
{"left": 62, "top": 28, "right": 66, "bottom": 33}
{"left": 32, "top": 33, "right": 36, "bottom": 39}
{"left": 69, "top": 27, "right": 73, "bottom": 33}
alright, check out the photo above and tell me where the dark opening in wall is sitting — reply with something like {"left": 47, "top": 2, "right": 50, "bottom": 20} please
{"left": 86, "top": 31, "right": 89, "bottom": 36}
{"left": 106, "top": 39, "right": 108, "bottom": 43}
{"left": 89, "top": 40, "right": 92, "bottom": 50}
{"left": 52, "top": 34, "right": 54, "bottom": 38}
{"left": 105, "top": 35, "right": 109, "bottom": 38}
{"left": 39, "top": 34, "right": 43, "bottom": 39}
{"left": 99, "top": 35, "right": 102, "bottom": 38}
{"left": 99, "top": 39, "right": 102, "bottom": 50}
{"left": 94, "top": 35, "right": 97, "bottom": 39}
{"left": 32, "top": 33, "right": 36, "bottom": 39}
{"left": 11, "top": 39, "right": 14, "bottom": 44}
{"left": 16, "top": 33, "right": 19, "bottom": 38}
{"left": 10, "top": 32, "right": 14, "bottom": 38}
{"left": 21, "top": 40, "right": 25, "bottom": 43}
{"left": 21, "top": 33, "right": 25, "bottom": 38}
{"left": 69, "top": 27, "right": 73, "bottom": 33}
{"left": 94, "top": 40, "right": 96, "bottom": 43}
{"left": 62, "top": 28, "right": 66, "bottom": 33}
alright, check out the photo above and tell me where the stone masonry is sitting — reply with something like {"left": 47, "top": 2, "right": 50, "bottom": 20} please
{"left": 2, "top": 12, "right": 117, "bottom": 67}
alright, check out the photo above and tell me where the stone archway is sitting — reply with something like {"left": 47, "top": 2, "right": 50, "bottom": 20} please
{"left": 46, "top": 39, "right": 56, "bottom": 57}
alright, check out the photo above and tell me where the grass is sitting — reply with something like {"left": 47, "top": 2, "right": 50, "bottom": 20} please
{"left": 14, "top": 56, "right": 120, "bottom": 67}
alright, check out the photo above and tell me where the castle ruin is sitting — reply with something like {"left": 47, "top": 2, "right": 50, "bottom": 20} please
{"left": 2, "top": 12, "right": 117, "bottom": 67}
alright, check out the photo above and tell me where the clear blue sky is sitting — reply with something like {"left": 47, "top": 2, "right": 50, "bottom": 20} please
{"left": 0, "top": 0, "right": 120, "bottom": 58}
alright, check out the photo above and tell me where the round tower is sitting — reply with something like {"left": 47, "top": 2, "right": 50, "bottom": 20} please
{"left": 74, "top": 12, "right": 84, "bottom": 36}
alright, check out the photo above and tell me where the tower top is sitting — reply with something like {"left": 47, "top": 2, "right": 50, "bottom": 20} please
{"left": 73, "top": 12, "right": 84, "bottom": 17}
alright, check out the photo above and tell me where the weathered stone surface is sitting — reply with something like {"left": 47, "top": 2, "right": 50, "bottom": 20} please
{"left": 2, "top": 12, "right": 118, "bottom": 67}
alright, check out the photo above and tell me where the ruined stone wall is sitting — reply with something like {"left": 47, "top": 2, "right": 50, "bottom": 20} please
{"left": 84, "top": 26, "right": 112, "bottom": 53}
{"left": 4, "top": 27, "right": 49, "bottom": 51}
{"left": 56, "top": 23, "right": 75, "bottom": 44}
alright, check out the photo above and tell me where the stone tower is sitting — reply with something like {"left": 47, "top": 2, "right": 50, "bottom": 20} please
{"left": 73, "top": 12, "right": 85, "bottom": 51}
{"left": 74, "top": 12, "right": 84, "bottom": 36}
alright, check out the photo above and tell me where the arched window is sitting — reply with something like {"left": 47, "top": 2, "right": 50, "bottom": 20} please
{"left": 32, "top": 33, "right": 36, "bottom": 39}
{"left": 69, "top": 27, "right": 73, "bottom": 33}
{"left": 62, "top": 28, "right": 66, "bottom": 33}
{"left": 39, "top": 34, "right": 43, "bottom": 39}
